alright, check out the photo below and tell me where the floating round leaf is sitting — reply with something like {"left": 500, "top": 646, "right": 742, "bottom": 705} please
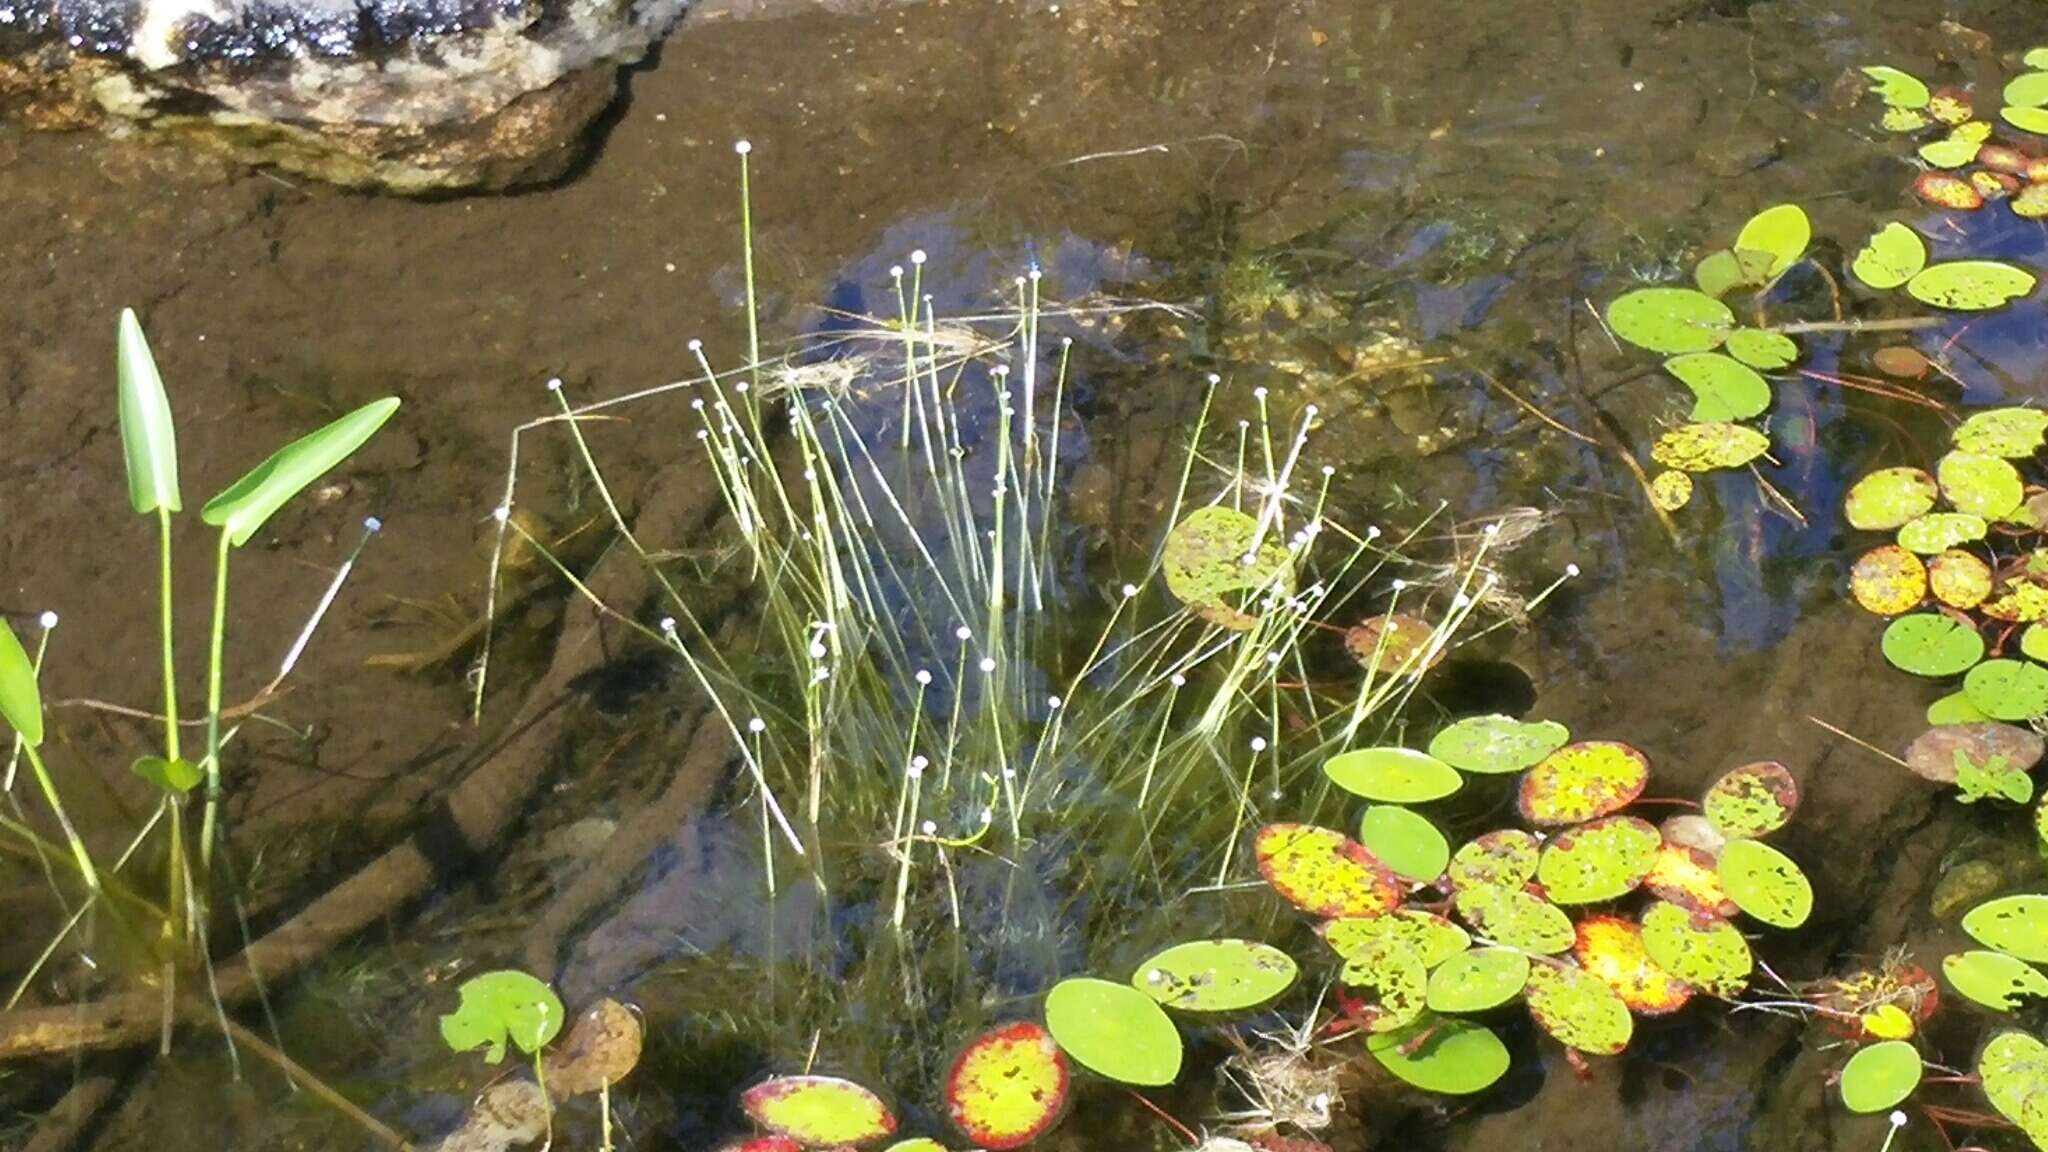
{"left": 1954, "top": 408, "right": 2048, "bottom": 459}
{"left": 1536, "top": 816, "right": 1659, "bottom": 904}
{"left": 1695, "top": 249, "right": 1775, "bottom": 298}
{"left": 1880, "top": 613, "right": 1985, "bottom": 677}
{"left": 1365, "top": 1016, "right": 1511, "bottom": 1095}
{"left": 1724, "top": 329, "right": 1799, "bottom": 371}
{"left": 2016, "top": 184, "right": 2048, "bottom": 220}
{"left": 2006, "top": 106, "right": 2048, "bottom": 134}
{"left": 1573, "top": 916, "right": 1692, "bottom": 1015}
{"left": 1523, "top": 962, "right": 1633, "bottom": 1056}
{"left": 1428, "top": 715, "right": 1570, "bottom": 776}
{"left": 1929, "top": 86, "right": 1974, "bottom": 123}
{"left": 1640, "top": 901, "right": 1752, "bottom": 997}
{"left": 1426, "top": 949, "right": 1530, "bottom": 1013}
{"left": 1919, "top": 135, "right": 1982, "bottom": 168}
{"left": 1938, "top": 451, "right": 2026, "bottom": 519}
{"left": 1982, "top": 144, "right": 2033, "bottom": 174}
{"left": 1952, "top": 120, "right": 1994, "bottom": 143}
{"left": 1645, "top": 841, "right": 1739, "bottom": 919}
{"left": 1850, "top": 546, "right": 1927, "bottom": 616}
{"left": 1907, "top": 261, "right": 2038, "bottom": 311}
{"left": 439, "top": 970, "right": 565, "bottom": 1065}
{"left": 1453, "top": 885, "right": 1575, "bottom": 954}
{"left": 1162, "top": 506, "right": 1292, "bottom": 614}
{"left": 1735, "top": 204, "right": 1810, "bottom": 278}
{"left": 1606, "top": 288, "right": 1734, "bottom": 355}
{"left": 1323, "top": 910, "right": 1470, "bottom": 969}
{"left": 2030, "top": 49, "right": 2048, "bottom": 69}
{"left": 1650, "top": 470, "right": 1694, "bottom": 512}
{"left": 1839, "top": 1041, "right": 1923, "bottom": 1114}
{"left": 1702, "top": 761, "right": 1799, "bottom": 839}
{"left": 1358, "top": 806, "right": 1451, "bottom": 883}
{"left": 1447, "top": 830, "right": 1541, "bottom": 893}
{"left": 1844, "top": 467, "right": 1939, "bottom": 531}
{"left": 1324, "top": 748, "right": 1463, "bottom": 804}
{"left": 1915, "top": 172, "right": 1985, "bottom": 211}
{"left": 1980, "top": 1031, "right": 2048, "bottom": 1124}
{"left": 944, "top": 1023, "right": 1067, "bottom": 1150}
{"left": 1851, "top": 223, "right": 1929, "bottom": 291}
{"left": 2009, "top": 72, "right": 2048, "bottom": 108}
{"left": 742, "top": 1076, "right": 897, "bottom": 1147}
{"left": 1344, "top": 614, "right": 1443, "bottom": 675}
{"left": 1664, "top": 353, "right": 1773, "bottom": 422}
{"left": 1963, "top": 896, "right": 2048, "bottom": 964}
{"left": 1717, "top": 839, "right": 1813, "bottom": 929}
{"left": 1880, "top": 105, "right": 1931, "bottom": 132}
{"left": 1964, "top": 659, "right": 2048, "bottom": 722}
{"left": 1928, "top": 691, "right": 1992, "bottom": 726}
{"left": 1941, "top": 950, "right": 2048, "bottom": 1012}
{"left": 2027, "top": 624, "right": 2048, "bottom": 663}
{"left": 1972, "top": 170, "right": 2022, "bottom": 201}
{"left": 1904, "top": 723, "right": 2044, "bottom": 783}
{"left": 1929, "top": 550, "right": 1994, "bottom": 610}
{"left": 542, "top": 998, "right": 644, "bottom": 1096}
{"left": 1044, "top": 978, "right": 1182, "bottom": 1086}
{"left": 1254, "top": 824, "right": 1402, "bottom": 919}
{"left": 1861, "top": 66, "right": 1931, "bottom": 108}
{"left": 1650, "top": 423, "right": 1771, "bottom": 473}
{"left": 1895, "top": 512, "right": 1988, "bottom": 554}
{"left": 1337, "top": 936, "right": 1428, "bottom": 1033}
{"left": 1134, "top": 940, "right": 1297, "bottom": 1014}
{"left": 1873, "top": 345, "right": 1931, "bottom": 379}
{"left": 1518, "top": 741, "right": 1650, "bottom": 826}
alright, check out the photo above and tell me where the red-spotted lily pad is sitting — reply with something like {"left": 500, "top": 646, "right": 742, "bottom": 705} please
{"left": 1840, "top": 1040, "right": 1923, "bottom": 1114}
{"left": 1649, "top": 423, "right": 1771, "bottom": 472}
{"left": 1644, "top": 841, "right": 1739, "bottom": 919}
{"left": 1963, "top": 895, "right": 2048, "bottom": 963}
{"left": 1915, "top": 172, "right": 1985, "bottom": 211}
{"left": 1446, "top": 829, "right": 1540, "bottom": 892}
{"left": 1640, "top": 901, "right": 1752, "bottom": 997}
{"left": 1344, "top": 614, "right": 1443, "bottom": 675}
{"left": 1717, "top": 839, "right": 1812, "bottom": 928}
{"left": 1518, "top": 742, "right": 1650, "bottom": 826}
{"left": 943, "top": 1023, "right": 1067, "bottom": 1150}
{"left": 1322, "top": 910, "right": 1471, "bottom": 969}
{"left": 1134, "top": 940, "right": 1297, "bottom": 1013}
{"left": 742, "top": 1076, "right": 897, "bottom": 1147}
{"left": 1930, "top": 550, "right": 1994, "bottom": 609}
{"left": 1426, "top": 948, "right": 1530, "bottom": 1013}
{"left": 1324, "top": 747, "right": 1463, "bottom": 803}
{"left": 1523, "top": 962, "right": 1634, "bottom": 1055}
{"left": 1337, "top": 937, "right": 1428, "bottom": 1033}
{"left": 1427, "top": 715, "right": 1571, "bottom": 775}
{"left": 1850, "top": 546, "right": 1927, "bottom": 616}
{"left": 1573, "top": 916, "right": 1692, "bottom": 1015}
{"left": 1365, "top": 1016, "right": 1511, "bottom": 1095}
{"left": 1453, "top": 885, "right": 1575, "bottom": 954}
{"left": 1043, "top": 978, "right": 1182, "bottom": 1086}
{"left": 1702, "top": 761, "right": 1799, "bottom": 839}
{"left": 1255, "top": 824, "right": 1402, "bottom": 919}
{"left": 1535, "top": 816, "right": 1659, "bottom": 904}
{"left": 722, "top": 1139, "right": 804, "bottom": 1152}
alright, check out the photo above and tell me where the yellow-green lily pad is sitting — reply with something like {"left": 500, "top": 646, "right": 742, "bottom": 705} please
{"left": 1447, "top": 830, "right": 1541, "bottom": 893}
{"left": 1523, "top": 962, "right": 1634, "bottom": 1056}
{"left": 1133, "top": 940, "right": 1297, "bottom": 1013}
{"left": 1358, "top": 805, "right": 1451, "bottom": 883}
{"left": 1851, "top": 223, "right": 1928, "bottom": 290}
{"left": 1943, "top": 950, "right": 2048, "bottom": 1012}
{"left": 1428, "top": 715, "right": 1570, "bottom": 775}
{"left": 1518, "top": 741, "right": 1650, "bottom": 826}
{"left": 1338, "top": 936, "right": 1428, "bottom": 1033}
{"left": 1640, "top": 900, "right": 1752, "bottom": 997}
{"left": 1907, "top": 261, "right": 2039, "bottom": 311}
{"left": 1044, "top": 978, "right": 1182, "bottom": 1086}
{"left": 1452, "top": 885, "right": 1574, "bottom": 954}
{"left": 1963, "top": 895, "right": 2048, "bottom": 963}
{"left": 1845, "top": 467, "right": 1939, "bottom": 531}
{"left": 1717, "top": 839, "right": 1813, "bottom": 928}
{"left": 1954, "top": 408, "right": 2048, "bottom": 458}
{"left": 1862, "top": 65, "right": 1930, "bottom": 108}
{"left": 943, "top": 1023, "right": 1066, "bottom": 1151}
{"left": 1607, "top": 288, "right": 1734, "bottom": 354}
{"left": 1254, "top": 824, "right": 1403, "bottom": 919}
{"left": 1881, "top": 613, "right": 1985, "bottom": 677}
{"left": 1365, "top": 1015, "right": 1511, "bottom": 1095}
{"left": 1426, "top": 948, "right": 1530, "bottom": 1013}
{"left": 1323, "top": 910, "right": 1470, "bottom": 969}
{"left": 742, "top": 1076, "right": 898, "bottom": 1147}
{"left": 1840, "top": 1040, "right": 1923, "bottom": 1113}
{"left": 1896, "top": 512, "right": 1988, "bottom": 554}
{"left": 1535, "top": 816, "right": 1660, "bottom": 904}
{"left": 1665, "top": 352, "right": 1773, "bottom": 421}
{"left": 1965, "top": 659, "right": 2048, "bottom": 721}
{"left": 1702, "top": 760, "right": 1799, "bottom": 838}
{"left": 1734, "top": 204, "right": 1809, "bottom": 278}
{"left": 1162, "top": 506, "right": 1291, "bottom": 614}
{"left": 1725, "top": 329, "right": 1799, "bottom": 371}
{"left": 1938, "top": 451, "right": 2026, "bottom": 519}
{"left": 1650, "top": 422, "right": 1771, "bottom": 473}
{"left": 1325, "top": 747, "right": 1464, "bottom": 803}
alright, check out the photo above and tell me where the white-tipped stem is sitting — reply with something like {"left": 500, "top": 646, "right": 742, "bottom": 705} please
{"left": 1216, "top": 732, "right": 1274, "bottom": 885}
{"left": 265, "top": 517, "right": 381, "bottom": 697}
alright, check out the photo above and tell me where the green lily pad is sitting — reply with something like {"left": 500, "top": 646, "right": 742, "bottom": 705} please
{"left": 1981, "top": 1031, "right": 2048, "bottom": 1124}
{"left": 1920, "top": 135, "right": 1982, "bottom": 168}
{"left": 1965, "top": 659, "right": 2048, "bottom": 721}
{"left": 2026, "top": 625, "right": 2048, "bottom": 663}
{"left": 1724, "top": 329, "right": 1799, "bottom": 371}
{"left": 1338, "top": 936, "right": 1428, "bottom": 1033}
{"left": 1938, "top": 451, "right": 2026, "bottom": 519}
{"left": 1942, "top": 950, "right": 2048, "bottom": 1012}
{"left": 1607, "top": 288, "right": 1734, "bottom": 355}
{"left": 1733, "top": 205, "right": 1808, "bottom": 278}
{"left": 1365, "top": 1016, "right": 1511, "bottom": 1095}
{"left": 742, "top": 1076, "right": 897, "bottom": 1147}
{"left": 1358, "top": 806, "right": 1451, "bottom": 883}
{"left": 1963, "top": 895, "right": 2048, "bottom": 963}
{"left": 1162, "top": 506, "right": 1291, "bottom": 614}
{"left": 1896, "top": 512, "right": 1988, "bottom": 554}
{"left": 1839, "top": 1040, "right": 1924, "bottom": 1113}
{"left": 1428, "top": 715, "right": 1571, "bottom": 775}
{"left": 1323, "top": 910, "right": 1470, "bottom": 969}
{"left": 1650, "top": 422, "right": 1771, "bottom": 473}
{"left": 1907, "top": 261, "right": 2039, "bottom": 311}
{"left": 1425, "top": 949, "right": 1530, "bottom": 1013}
{"left": 1453, "top": 885, "right": 1575, "bottom": 954}
{"left": 1535, "top": 816, "right": 1660, "bottom": 904}
{"left": 1640, "top": 901, "right": 1752, "bottom": 997}
{"left": 439, "top": 970, "right": 565, "bottom": 1065}
{"left": 1717, "top": 839, "right": 1813, "bottom": 929}
{"left": 1325, "top": 747, "right": 1463, "bottom": 803}
{"left": 2007, "top": 72, "right": 2048, "bottom": 108}
{"left": 1133, "top": 940, "right": 1297, "bottom": 1013}
{"left": 1044, "top": 978, "right": 1182, "bottom": 1085}
{"left": 1881, "top": 613, "right": 1985, "bottom": 677}
{"left": 1254, "top": 824, "right": 1402, "bottom": 919}
{"left": 1851, "top": 223, "right": 1929, "bottom": 290}
{"left": 1956, "top": 750, "right": 2034, "bottom": 805}
{"left": 1518, "top": 741, "right": 1650, "bottom": 826}
{"left": 2009, "top": 106, "right": 2048, "bottom": 134}
{"left": 1702, "top": 761, "right": 1799, "bottom": 838}
{"left": 1845, "top": 467, "right": 1940, "bottom": 531}
{"left": 943, "top": 1022, "right": 1066, "bottom": 1151}
{"left": 1928, "top": 691, "right": 1991, "bottom": 725}
{"left": 1523, "top": 963, "right": 1634, "bottom": 1056}
{"left": 1664, "top": 353, "right": 1773, "bottom": 421}
{"left": 1447, "top": 830, "right": 1541, "bottom": 893}
{"left": 1861, "top": 65, "right": 1930, "bottom": 108}
{"left": 1954, "top": 408, "right": 2048, "bottom": 458}
{"left": 1695, "top": 249, "right": 1776, "bottom": 298}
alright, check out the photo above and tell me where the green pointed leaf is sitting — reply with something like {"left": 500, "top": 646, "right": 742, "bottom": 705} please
{"left": 439, "top": 970, "right": 564, "bottom": 1064}
{"left": 1426, "top": 948, "right": 1530, "bottom": 1013}
{"left": 1427, "top": 715, "right": 1569, "bottom": 775}
{"left": 1324, "top": 747, "right": 1463, "bottom": 803}
{"left": 202, "top": 398, "right": 400, "bottom": 547}
{"left": 1845, "top": 467, "right": 1939, "bottom": 531}
{"left": 1955, "top": 408, "right": 2048, "bottom": 458}
{"left": 1840, "top": 1040, "right": 1923, "bottom": 1113}
{"left": 1640, "top": 901, "right": 1752, "bottom": 997}
{"left": 1964, "top": 895, "right": 2048, "bottom": 962}
{"left": 1965, "top": 659, "right": 2048, "bottom": 721}
{"left": 1650, "top": 422, "right": 1771, "bottom": 472}
{"left": 1366, "top": 1016, "right": 1510, "bottom": 1095}
{"left": 1535, "top": 816, "right": 1659, "bottom": 904}
{"left": 130, "top": 756, "right": 202, "bottom": 794}
{"left": 1357, "top": 805, "right": 1451, "bottom": 882}
{"left": 2007, "top": 72, "right": 2048, "bottom": 108}
{"left": 1906, "top": 262, "right": 2038, "bottom": 312}
{"left": 1861, "top": 66, "right": 1930, "bottom": 109}
{"left": 1938, "top": 451, "right": 2025, "bottom": 519}
{"left": 1724, "top": 329, "right": 1799, "bottom": 371}
{"left": 1606, "top": 288, "right": 1734, "bottom": 355}
{"left": 1882, "top": 613, "right": 1985, "bottom": 677}
{"left": 1044, "top": 977, "right": 1181, "bottom": 1085}
{"left": 1664, "top": 353, "right": 1773, "bottom": 421}
{"left": 1896, "top": 512, "right": 1987, "bottom": 554}
{"left": 1523, "top": 962, "right": 1633, "bottom": 1056}
{"left": 1851, "top": 223, "right": 1929, "bottom": 290}
{"left": 1134, "top": 939, "right": 1297, "bottom": 1013}
{"left": 1717, "top": 839, "right": 1812, "bottom": 928}
{"left": 0, "top": 618, "right": 43, "bottom": 748}
{"left": 1322, "top": 910, "right": 1470, "bottom": 969}
{"left": 1734, "top": 205, "right": 1809, "bottom": 278}
{"left": 1943, "top": 950, "right": 2048, "bottom": 1011}
{"left": 116, "top": 309, "right": 181, "bottom": 515}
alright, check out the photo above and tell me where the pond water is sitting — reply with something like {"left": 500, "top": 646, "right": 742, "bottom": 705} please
{"left": 8, "top": 1, "right": 2048, "bottom": 1150}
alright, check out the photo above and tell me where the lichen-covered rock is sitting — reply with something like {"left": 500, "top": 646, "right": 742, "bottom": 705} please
{"left": 0, "top": 0, "right": 688, "bottom": 191}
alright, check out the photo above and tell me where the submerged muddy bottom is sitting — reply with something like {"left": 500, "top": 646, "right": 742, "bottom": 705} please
{"left": 7, "top": 0, "right": 2048, "bottom": 1150}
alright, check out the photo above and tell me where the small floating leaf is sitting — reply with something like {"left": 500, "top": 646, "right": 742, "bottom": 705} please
{"left": 1650, "top": 470, "right": 1694, "bottom": 512}
{"left": 1606, "top": 288, "right": 1733, "bottom": 355}
{"left": 1518, "top": 741, "right": 1651, "bottom": 826}
{"left": 1134, "top": 940, "right": 1297, "bottom": 1013}
{"left": 1664, "top": 353, "right": 1772, "bottom": 421}
{"left": 1929, "top": 692, "right": 1992, "bottom": 725}
{"left": 1044, "top": 978, "right": 1182, "bottom": 1086}
{"left": 439, "top": 970, "right": 565, "bottom": 1065}
{"left": 1724, "top": 329, "right": 1799, "bottom": 371}
{"left": 1694, "top": 249, "right": 1776, "bottom": 298}
{"left": 1851, "top": 223, "right": 1928, "bottom": 290}
{"left": 1357, "top": 806, "right": 1451, "bottom": 883}
{"left": 1980, "top": 1031, "right": 2048, "bottom": 1123}
{"left": 1650, "top": 422, "right": 1771, "bottom": 473}
{"left": 2005, "top": 106, "right": 2048, "bottom": 134}
{"left": 1861, "top": 65, "right": 1931, "bottom": 109}
{"left": 1365, "top": 1016, "right": 1510, "bottom": 1095}
{"left": 1964, "top": 896, "right": 2048, "bottom": 963}
{"left": 1733, "top": 204, "right": 1809, "bottom": 278}
{"left": 1928, "top": 87, "right": 1973, "bottom": 124}
{"left": 1956, "top": 749, "right": 2034, "bottom": 805}
{"left": 1325, "top": 747, "right": 1463, "bottom": 803}
{"left": 1904, "top": 723, "right": 2044, "bottom": 784}
{"left": 944, "top": 1023, "right": 1067, "bottom": 1150}
{"left": 203, "top": 398, "right": 400, "bottom": 548}
{"left": 1929, "top": 550, "right": 1994, "bottom": 610}
{"left": 1447, "top": 830, "right": 1541, "bottom": 893}
{"left": 1981, "top": 581, "right": 2048, "bottom": 623}
{"left": 1255, "top": 824, "right": 1402, "bottom": 919}
{"left": 1323, "top": 910, "right": 1470, "bottom": 969}
{"left": 1907, "top": 261, "right": 2038, "bottom": 311}
{"left": 1896, "top": 512, "right": 1988, "bottom": 554}
{"left": 1872, "top": 346, "right": 1931, "bottom": 379}
{"left": 1162, "top": 506, "right": 1292, "bottom": 615}
{"left": 1952, "top": 121, "right": 1995, "bottom": 143}
{"left": 2007, "top": 72, "right": 2048, "bottom": 108}
{"left": 1938, "top": 451, "right": 2026, "bottom": 519}
{"left": 1337, "top": 937, "right": 1427, "bottom": 1033}
{"left": 1967, "top": 169, "right": 2011, "bottom": 200}
{"left": 1881, "top": 613, "right": 1985, "bottom": 676}
{"left": 1844, "top": 467, "right": 1939, "bottom": 530}
{"left": 1850, "top": 546, "right": 1927, "bottom": 616}
{"left": 1964, "top": 659, "right": 2048, "bottom": 721}
{"left": 1919, "top": 135, "right": 1982, "bottom": 168}
{"left": 1953, "top": 408, "right": 2048, "bottom": 458}
{"left": 1426, "top": 949, "right": 1530, "bottom": 1013}
{"left": 1717, "top": 839, "right": 1813, "bottom": 928}
{"left": 1982, "top": 145, "right": 2032, "bottom": 174}
{"left": 1915, "top": 172, "right": 1985, "bottom": 211}
{"left": 130, "top": 756, "right": 202, "bottom": 795}
{"left": 1942, "top": 950, "right": 2048, "bottom": 1012}
{"left": 1573, "top": 916, "right": 1692, "bottom": 1015}
{"left": 1702, "top": 761, "right": 1799, "bottom": 839}
{"left": 1640, "top": 901, "right": 1752, "bottom": 997}
{"left": 1523, "top": 963, "right": 1633, "bottom": 1056}
{"left": 1536, "top": 816, "right": 1660, "bottom": 904}
{"left": 1427, "top": 715, "right": 1570, "bottom": 775}
{"left": 2026, "top": 624, "right": 2048, "bottom": 663}
{"left": 1839, "top": 1041, "right": 1923, "bottom": 1113}
{"left": 1344, "top": 614, "right": 1443, "bottom": 675}
{"left": 742, "top": 1076, "right": 897, "bottom": 1147}
{"left": 1452, "top": 885, "right": 1575, "bottom": 954}
{"left": 1645, "top": 841, "right": 1738, "bottom": 919}
{"left": 2015, "top": 184, "right": 2048, "bottom": 220}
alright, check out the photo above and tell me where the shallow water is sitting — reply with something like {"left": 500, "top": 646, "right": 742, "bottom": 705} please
{"left": 8, "top": 0, "right": 2048, "bottom": 1150}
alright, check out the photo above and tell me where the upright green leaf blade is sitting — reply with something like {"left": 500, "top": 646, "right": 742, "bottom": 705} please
{"left": 201, "top": 398, "right": 400, "bottom": 547}
{"left": 0, "top": 617, "right": 43, "bottom": 748}
{"left": 117, "top": 309, "right": 182, "bottom": 515}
